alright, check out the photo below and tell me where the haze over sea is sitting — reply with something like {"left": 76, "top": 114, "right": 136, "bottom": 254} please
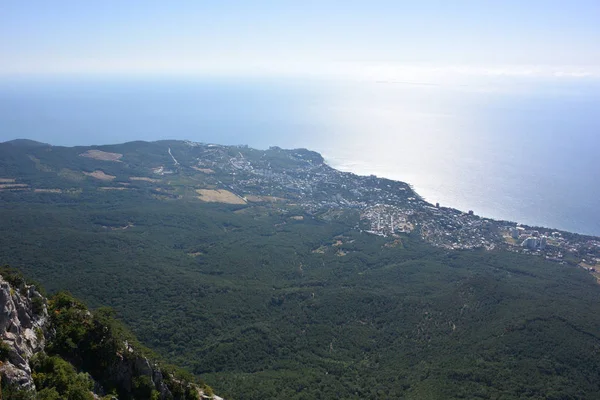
{"left": 1, "top": 77, "right": 599, "bottom": 236}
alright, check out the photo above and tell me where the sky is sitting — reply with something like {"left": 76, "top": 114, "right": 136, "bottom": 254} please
{"left": 1, "top": 1, "right": 600, "bottom": 82}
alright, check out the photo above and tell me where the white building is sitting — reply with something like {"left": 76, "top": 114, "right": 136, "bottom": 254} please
{"left": 521, "top": 236, "right": 548, "bottom": 250}
{"left": 522, "top": 237, "right": 539, "bottom": 249}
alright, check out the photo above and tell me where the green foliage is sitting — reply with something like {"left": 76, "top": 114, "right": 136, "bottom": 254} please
{"left": 44, "top": 290, "right": 204, "bottom": 400}
{"left": 0, "top": 381, "right": 37, "bottom": 400}
{"left": 3, "top": 140, "right": 600, "bottom": 398}
{"left": 132, "top": 375, "right": 155, "bottom": 399}
{"left": 35, "top": 327, "right": 44, "bottom": 342}
{"left": 36, "top": 387, "right": 61, "bottom": 400}
{"left": 0, "top": 265, "right": 27, "bottom": 288}
{"left": 46, "top": 292, "right": 129, "bottom": 397}
{"left": 0, "top": 265, "right": 47, "bottom": 298}
{"left": 31, "top": 296, "right": 45, "bottom": 315}
{"left": 0, "top": 340, "right": 11, "bottom": 361}
{"left": 203, "top": 385, "right": 214, "bottom": 398}
{"left": 31, "top": 353, "right": 94, "bottom": 400}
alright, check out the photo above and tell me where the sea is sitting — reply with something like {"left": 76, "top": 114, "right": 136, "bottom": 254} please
{"left": 1, "top": 76, "right": 599, "bottom": 236}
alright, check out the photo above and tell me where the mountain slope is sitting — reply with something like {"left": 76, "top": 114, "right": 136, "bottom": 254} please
{"left": 1, "top": 139, "right": 600, "bottom": 399}
{"left": 0, "top": 267, "right": 218, "bottom": 399}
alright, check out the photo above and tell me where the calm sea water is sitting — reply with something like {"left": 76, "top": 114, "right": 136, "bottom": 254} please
{"left": 1, "top": 77, "right": 599, "bottom": 236}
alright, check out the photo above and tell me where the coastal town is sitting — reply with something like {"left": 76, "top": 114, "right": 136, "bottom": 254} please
{"left": 175, "top": 141, "right": 600, "bottom": 272}
{"left": 6, "top": 139, "right": 595, "bottom": 274}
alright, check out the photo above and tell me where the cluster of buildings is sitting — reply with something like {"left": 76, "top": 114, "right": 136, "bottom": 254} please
{"left": 501, "top": 225, "right": 600, "bottom": 269}
{"left": 360, "top": 204, "right": 414, "bottom": 236}
{"left": 180, "top": 141, "right": 600, "bottom": 266}
{"left": 416, "top": 207, "right": 499, "bottom": 250}
{"left": 182, "top": 143, "right": 503, "bottom": 250}
{"left": 521, "top": 236, "right": 547, "bottom": 250}
{"left": 510, "top": 227, "right": 548, "bottom": 250}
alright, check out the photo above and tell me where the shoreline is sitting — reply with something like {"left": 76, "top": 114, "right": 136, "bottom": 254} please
{"left": 322, "top": 154, "right": 599, "bottom": 239}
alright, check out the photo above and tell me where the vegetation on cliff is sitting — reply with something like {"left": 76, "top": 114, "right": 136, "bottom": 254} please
{"left": 0, "top": 267, "right": 213, "bottom": 400}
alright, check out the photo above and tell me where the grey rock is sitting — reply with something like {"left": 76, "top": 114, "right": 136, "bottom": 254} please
{"left": 0, "top": 275, "right": 47, "bottom": 391}
{"left": 0, "top": 274, "right": 219, "bottom": 399}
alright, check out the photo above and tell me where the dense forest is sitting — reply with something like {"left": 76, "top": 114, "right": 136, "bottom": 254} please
{"left": 2, "top": 140, "right": 600, "bottom": 399}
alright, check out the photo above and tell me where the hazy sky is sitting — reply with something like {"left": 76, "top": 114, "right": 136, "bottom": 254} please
{"left": 2, "top": 1, "right": 599, "bottom": 81}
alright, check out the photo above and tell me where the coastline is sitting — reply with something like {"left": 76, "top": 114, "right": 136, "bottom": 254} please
{"left": 323, "top": 153, "right": 599, "bottom": 238}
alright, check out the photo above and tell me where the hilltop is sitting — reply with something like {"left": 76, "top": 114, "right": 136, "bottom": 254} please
{"left": 1, "top": 139, "right": 600, "bottom": 399}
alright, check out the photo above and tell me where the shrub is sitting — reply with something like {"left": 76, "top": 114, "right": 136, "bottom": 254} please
{"left": 0, "top": 340, "right": 11, "bottom": 361}
{"left": 32, "top": 296, "right": 45, "bottom": 315}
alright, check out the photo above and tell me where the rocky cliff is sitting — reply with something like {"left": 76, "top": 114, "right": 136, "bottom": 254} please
{"left": 0, "top": 271, "right": 220, "bottom": 399}
{"left": 0, "top": 273, "right": 47, "bottom": 391}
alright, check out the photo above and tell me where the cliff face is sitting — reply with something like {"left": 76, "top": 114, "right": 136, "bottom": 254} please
{"left": 0, "top": 274, "right": 47, "bottom": 390}
{"left": 0, "top": 273, "right": 219, "bottom": 399}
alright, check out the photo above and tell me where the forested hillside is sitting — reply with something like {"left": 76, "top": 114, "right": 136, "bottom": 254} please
{"left": 2, "top": 139, "right": 600, "bottom": 399}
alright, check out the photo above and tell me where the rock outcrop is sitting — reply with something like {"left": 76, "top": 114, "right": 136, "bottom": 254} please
{"left": 0, "top": 274, "right": 47, "bottom": 391}
{"left": 0, "top": 272, "right": 221, "bottom": 399}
